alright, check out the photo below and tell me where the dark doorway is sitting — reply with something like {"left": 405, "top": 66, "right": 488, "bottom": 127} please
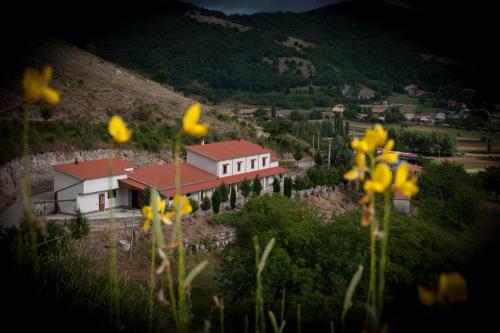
{"left": 131, "top": 190, "right": 139, "bottom": 209}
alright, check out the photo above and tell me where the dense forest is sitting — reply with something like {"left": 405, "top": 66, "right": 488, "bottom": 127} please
{"left": 75, "top": 1, "right": 484, "bottom": 108}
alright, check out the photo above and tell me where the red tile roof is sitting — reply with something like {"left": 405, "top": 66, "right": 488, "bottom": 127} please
{"left": 271, "top": 154, "right": 280, "bottom": 162}
{"left": 126, "top": 163, "right": 217, "bottom": 190}
{"left": 160, "top": 166, "right": 286, "bottom": 197}
{"left": 53, "top": 158, "right": 134, "bottom": 180}
{"left": 187, "top": 139, "right": 271, "bottom": 161}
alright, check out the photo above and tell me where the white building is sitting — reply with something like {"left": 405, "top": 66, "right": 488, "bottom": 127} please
{"left": 52, "top": 140, "right": 285, "bottom": 214}
{"left": 53, "top": 158, "right": 134, "bottom": 214}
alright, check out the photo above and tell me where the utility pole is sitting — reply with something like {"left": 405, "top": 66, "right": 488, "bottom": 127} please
{"left": 312, "top": 134, "right": 315, "bottom": 157}
{"left": 324, "top": 138, "right": 333, "bottom": 167}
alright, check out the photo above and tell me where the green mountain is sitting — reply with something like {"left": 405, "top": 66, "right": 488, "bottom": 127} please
{"left": 77, "top": 1, "right": 484, "bottom": 108}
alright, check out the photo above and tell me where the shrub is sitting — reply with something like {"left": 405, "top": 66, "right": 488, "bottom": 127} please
{"left": 189, "top": 198, "right": 199, "bottom": 214}
{"left": 218, "top": 182, "right": 229, "bottom": 202}
{"left": 212, "top": 190, "right": 222, "bottom": 214}
{"left": 201, "top": 196, "right": 211, "bottom": 211}
{"left": 240, "top": 178, "right": 251, "bottom": 200}
{"left": 272, "top": 177, "right": 281, "bottom": 193}
{"left": 252, "top": 176, "right": 262, "bottom": 196}
{"left": 230, "top": 186, "right": 236, "bottom": 209}
{"left": 212, "top": 212, "right": 240, "bottom": 226}
{"left": 40, "top": 105, "right": 55, "bottom": 120}
{"left": 66, "top": 209, "right": 90, "bottom": 240}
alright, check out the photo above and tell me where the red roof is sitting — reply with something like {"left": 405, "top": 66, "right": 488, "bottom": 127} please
{"left": 53, "top": 158, "right": 134, "bottom": 180}
{"left": 126, "top": 163, "right": 217, "bottom": 190}
{"left": 160, "top": 166, "right": 286, "bottom": 197}
{"left": 394, "top": 191, "right": 410, "bottom": 200}
{"left": 187, "top": 139, "right": 271, "bottom": 161}
{"left": 118, "top": 165, "right": 286, "bottom": 197}
{"left": 271, "top": 154, "right": 279, "bottom": 162}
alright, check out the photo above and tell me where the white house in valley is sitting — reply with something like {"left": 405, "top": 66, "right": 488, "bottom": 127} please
{"left": 53, "top": 140, "right": 285, "bottom": 214}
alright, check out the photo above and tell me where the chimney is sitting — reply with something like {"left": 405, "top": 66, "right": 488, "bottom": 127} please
{"left": 74, "top": 158, "right": 79, "bottom": 165}
{"left": 201, "top": 139, "right": 205, "bottom": 145}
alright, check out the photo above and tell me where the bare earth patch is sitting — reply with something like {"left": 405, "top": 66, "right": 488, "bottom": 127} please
{"left": 303, "top": 190, "right": 356, "bottom": 222}
{"left": 186, "top": 10, "right": 252, "bottom": 32}
{"left": 280, "top": 37, "right": 315, "bottom": 51}
{"left": 76, "top": 215, "right": 234, "bottom": 283}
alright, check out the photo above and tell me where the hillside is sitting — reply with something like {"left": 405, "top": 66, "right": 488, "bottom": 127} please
{"left": 0, "top": 38, "right": 254, "bottom": 164}
{"left": 71, "top": 1, "right": 488, "bottom": 109}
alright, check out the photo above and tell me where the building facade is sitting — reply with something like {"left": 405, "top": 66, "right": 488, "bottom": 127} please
{"left": 52, "top": 140, "right": 285, "bottom": 214}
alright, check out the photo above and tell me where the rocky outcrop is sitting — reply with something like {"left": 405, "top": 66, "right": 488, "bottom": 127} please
{"left": 0, "top": 149, "right": 172, "bottom": 211}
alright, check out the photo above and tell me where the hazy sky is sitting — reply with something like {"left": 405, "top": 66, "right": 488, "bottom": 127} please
{"left": 186, "top": 0, "right": 345, "bottom": 14}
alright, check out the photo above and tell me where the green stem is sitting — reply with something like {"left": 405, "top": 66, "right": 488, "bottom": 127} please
{"left": 174, "top": 132, "right": 187, "bottom": 329}
{"left": 22, "top": 104, "right": 39, "bottom": 281}
{"left": 367, "top": 152, "right": 377, "bottom": 309}
{"left": 377, "top": 191, "right": 392, "bottom": 317}
{"left": 107, "top": 149, "right": 120, "bottom": 327}
{"left": 165, "top": 256, "right": 178, "bottom": 326}
{"left": 148, "top": 232, "right": 156, "bottom": 333}
{"left": 254, "top": 236, "right": 260, "bottom": 333}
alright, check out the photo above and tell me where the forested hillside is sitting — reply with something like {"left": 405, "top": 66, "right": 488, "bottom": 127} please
{"left": 76, "top": 1, "right": 483, "bottom": 108}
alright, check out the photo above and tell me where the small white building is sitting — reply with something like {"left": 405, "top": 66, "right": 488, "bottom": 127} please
{"left": 331, "top": 103, "right": 345, "bottom": 113}
{"left": 53, "top": 158, "right": 134, "bottom": 214}
{"left": 52, "top": 140, "right": 285, "bottom": 214}
{"left": 435, "top": 112, "right": 446, "bottom": 120}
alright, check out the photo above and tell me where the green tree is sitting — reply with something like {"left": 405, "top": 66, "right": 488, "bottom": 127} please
{"left": 201, "top": 196, "right": 211, "bottom": 211}
{"left": 272, "top": 177, "right": 281, "bottom": 193}
{"left": 212, "top": 190, "right": 222, "bottom": 214}
{"left": 66, "top": 209, "right": 90, "bottom": 239}
{"left": 218, "top": 182, "right": 229, "bottom": 202}
{"left": 240, "top": 178, "right": 252, "bottom": 201}
{"left": 293, "top": 147, "right": 303, "bottom": 166}
{"left": 283, "top": 177, "right": 292, "bottom": 198}
{"left": 218, "top": 196, "right": 470, "bottom": 324}
{"left": 189, "top": 198, "right": 199, "bottom": 215}
{"left": 252, "top": 176, "right": 263, "bottom": 196}
{"left": 230, "top": 186, "right": 237, "bottom": 209}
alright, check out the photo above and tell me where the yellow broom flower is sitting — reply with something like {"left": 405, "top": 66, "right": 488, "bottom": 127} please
{"left": 108, "top": 115, "right": 132, "bottom": 143}
{"left": 22, "top": 66, "right": 60, "bottom": 104}
{"left": 141, "top": 196, "right": 170, "bottom": 231}
{"left": 183, "top": 103, "right": 208, "bottom": 137}
{"left": 378, "top": 139, "right": 399, "bottom": 164}
{"left": 344, "top": 152, "right": 367, "bottom": 181}
{"left": 363, "top": 163, "right": 392, "bottom": 193}
{"left": 172, "top": 195, "right": 193, "bottom": 215}
{"left": 393, "top": 163, "right": 419, "bottom": 197}
{"left": 363, "top": 124, "right": 388, "bottom": 152}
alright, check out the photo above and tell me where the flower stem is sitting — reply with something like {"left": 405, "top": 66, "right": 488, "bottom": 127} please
{"left": 148, "top": 232, "right": 156, "bottom": 333}
{"left": 377, "top": 190, "right": 392, "bottom": 316}
{"left": 107, "top": 149, "right": 120, "bottom": 327}
{"left": 174, "top": 132, "right": 187, "bottom": 329}
{"left": 22, "top": 104, "right": 39, "bottom": 282}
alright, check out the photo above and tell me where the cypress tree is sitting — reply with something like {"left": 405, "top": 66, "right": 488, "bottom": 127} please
{"left": 230, "top": 186, "right": 236, "bottom": 209}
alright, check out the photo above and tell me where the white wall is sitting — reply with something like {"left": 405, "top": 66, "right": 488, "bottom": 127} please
{"left": 53, "top": 170, "right": 83, "bottom": 214}
{"left": 187, "top": 151, "right": 218, "bottom": 175}
{"left": 393, "top": 199, "right": 410, "bottom": 214}
{"left": 77, "top": 192, "right": 99, "bottom": 213}
{"left": 83, "top": 174, "right": 127, "bottom": 194}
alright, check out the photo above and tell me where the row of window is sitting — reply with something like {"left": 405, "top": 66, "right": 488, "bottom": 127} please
{"left": 222, "top": 157, "right": 267, "bottom": 175}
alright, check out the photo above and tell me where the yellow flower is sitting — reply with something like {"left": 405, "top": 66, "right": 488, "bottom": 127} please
{"left": 393, "top": 163, "right": 419, "bottom": 197}
{"left": 108, "top": 115, "right": 132, "bottom": 143}
{"left": 351, "top": 138, "right": 369, "bottom": 154}
{"left": 344, "top": 152, "right": 366, "bottom": 181}
{"left": 378, "top": 139, "right": 399, "bottom": 164}
{"left": 438, "top": 272, "right": 468, "bottom": 303}
{"left": 141, "top": 196, "right": 170, "bottom": 231}
{"left": 363, "top": 163, "right": 392, "bottom": 193}
{"left": 363, "top": 124, "right": 388, "bottom": 152}
{"left": 22, "top": 66, "right": 60, "bottom": 104}
{"left": 418, "top": 272, "right": 468, "bottom": 306}
{"left": 172, "top": 195, "right": 193, "bottom": 215}
{"left": 183, "top": 103, "right": 208, "bottom": 137}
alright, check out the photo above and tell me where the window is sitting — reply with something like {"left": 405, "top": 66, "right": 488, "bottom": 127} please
{"left": 262, "top": 157, "right": 267, "bottom": 167}
{"left": 107, "top": 189, "right": 117, "bottom": 199}
{"left": 237, "top": 161, "right": 243, "bottom": 172}
{"left": 251, "top": 159, "right": 256, "bottom": 169}
{"left": 223, "top": 164, "right": 229, "bottom": 175}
